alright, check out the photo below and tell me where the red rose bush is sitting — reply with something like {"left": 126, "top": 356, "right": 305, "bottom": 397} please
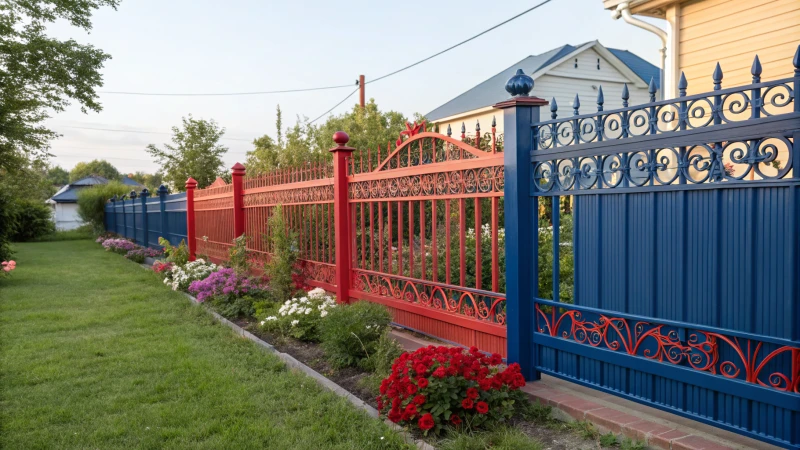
{"left": 377, "top": 345, "right": 528, "bottom": 434}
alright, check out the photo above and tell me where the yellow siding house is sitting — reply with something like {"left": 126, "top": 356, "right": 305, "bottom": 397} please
{"left": 603, "top": 0, "right": 800, "bottom": 96}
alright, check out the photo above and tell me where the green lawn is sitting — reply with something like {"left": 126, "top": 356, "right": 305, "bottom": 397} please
{"left": 0, "top": 240, "right": 410, "bottom": 449}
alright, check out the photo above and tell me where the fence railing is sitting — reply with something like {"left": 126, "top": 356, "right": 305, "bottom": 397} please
{"left": 104, "top": 186, "right": 187, "bottom": 248}
{"left": 503, "top": 49, "right": 800, "bottom": 449}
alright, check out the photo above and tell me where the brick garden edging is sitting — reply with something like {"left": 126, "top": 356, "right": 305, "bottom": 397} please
{"left": 523, "top": 383, "right": 738, "bottom": 450}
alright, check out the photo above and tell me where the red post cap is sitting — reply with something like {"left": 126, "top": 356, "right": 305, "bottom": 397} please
{"left": 185, "top": 177, "right": 198, "bottom": 189}
{"left": 231, "top": 162, "right": 246, "bottom": 174}
{"left": 333, "top": 131, "right": 350, "bottom": 146}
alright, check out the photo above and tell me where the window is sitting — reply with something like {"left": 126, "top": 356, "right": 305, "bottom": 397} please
{"left": 597, "top": 58, "right": 600, "bottom": 70}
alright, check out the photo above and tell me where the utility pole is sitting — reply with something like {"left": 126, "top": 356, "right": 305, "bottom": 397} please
{"left": 359, "top": 74, "right": 365, "bottom": 109}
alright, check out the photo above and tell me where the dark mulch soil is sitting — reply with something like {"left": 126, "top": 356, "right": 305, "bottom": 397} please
{"left": 234, "top": 317, "right": 379, "bottom": 406}
{"left": 232, "top": 316, "right": 602, "bottom": 449}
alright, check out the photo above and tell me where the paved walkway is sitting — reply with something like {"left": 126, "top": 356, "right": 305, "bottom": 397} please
{"left": 389, "top": 328, "right": 778, "bottom": 450}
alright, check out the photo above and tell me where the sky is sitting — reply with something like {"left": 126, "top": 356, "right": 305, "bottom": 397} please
{"left": 44, "top": 0, "right": 667, "bottom": 175}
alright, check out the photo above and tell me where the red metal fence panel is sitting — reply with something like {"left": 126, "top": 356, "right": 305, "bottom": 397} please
{"left": 189, "top": 122, "right": 507, "bottom": 355}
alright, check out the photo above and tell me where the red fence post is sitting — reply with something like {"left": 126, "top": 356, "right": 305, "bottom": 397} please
{"left": 231, "top": 162, "right": 246, "bottom": 238}
{"left": 185, "top": 177, "right": 197, "bottom": 261}
{"left": 330, "top": 131, "right": 354, "bottom": 303}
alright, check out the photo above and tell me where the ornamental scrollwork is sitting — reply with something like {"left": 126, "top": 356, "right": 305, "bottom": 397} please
{"left": 535, "top": 304, "right": 800, "bottom": 394}
{"left": 533, "top": 136, "right": 793, "bottom": 193}
{"left": 243, "top": 185, "right": 334, "bottom": 206}
{"left": 352, "top": 270, "right": 506, "bottom": 325}
{"left": 349, "top": 166, "right": 504, "bottom": 200}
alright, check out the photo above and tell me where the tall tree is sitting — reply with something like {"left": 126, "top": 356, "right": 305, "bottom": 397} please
{"left": 275, "top": 105, "right": 284, "bottom": 148}
{"left": 128, "top": 171, "right": 164, "bottom": 192}
{"left": 245, "top": 135, "right": 279, "bottom": 175}
{"left": 146, "top": 115, "right": 228, "bottom": 191}
{"left": 69, "top": 159, "right": 120, "bottom": 182}
{"left": 46, "top": 166, "right": 69, "bottom": 186}
{"left": 0, "top": 0, "right": 119, "bottom": 174}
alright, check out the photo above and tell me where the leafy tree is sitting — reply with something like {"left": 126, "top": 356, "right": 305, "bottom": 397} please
{"left": 146, "top": 115, "right": 228, "bottom": 191}
{"left": 9, "top": 199, "right": 54, "bottom": 241}
{"left": 128, "top": 171, "right": 164, "bottom": 192}
{"left": 69, "top": 159, "right": 120, "bottom": 182}
{"left": 77, "top": 181, "right": 129, "bottom": 233}
{"left": 0, "top": 0, "right": 119, "bottom": 175}
{"left": 46, "top": 166, "right": 69, "bottom": 186}
{"left": 245, "top": 135, "right": 279, "bottom": 175}
{"left": 0, "top": 160, "right": 57, "bottom": 202}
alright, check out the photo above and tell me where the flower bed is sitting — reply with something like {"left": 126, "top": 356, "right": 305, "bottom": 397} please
{"left": 165, "top": 259, "right": 218, "bottom": 291}
{"left": 102, "top": 238, "right": 137, "bottom": 254}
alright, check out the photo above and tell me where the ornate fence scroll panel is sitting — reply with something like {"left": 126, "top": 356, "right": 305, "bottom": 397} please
{"left": 503, "top": 51, "right": 800, "bottom": 448}
{"left": 348, "top": 126, "right": 508, "bottom": 355}
{"left": 242, "top": 165, "right": 336, "bottom": 291}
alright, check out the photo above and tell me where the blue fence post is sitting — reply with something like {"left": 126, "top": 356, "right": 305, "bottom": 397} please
{"left": 129, "top": 190, "right": 138, "bottom": 242}
{"left": 493, "top": 69, "right": 547, "bottom": 380}
{"left": 121, "top": 195, "right": 128, "bottom": 238}
{"left": 140, "top": 188, "right": 150, "bottom": 247}
{"left": 108, "top": 196, "right": 117, "bottom": 233}
{"left": 158, "top": 185, "right": 169, "bottom": 245}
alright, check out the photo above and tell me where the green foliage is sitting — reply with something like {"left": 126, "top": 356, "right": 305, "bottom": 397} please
{"left": 211, "top": 294, "right": 256, "bottom": 320}
{"left": 520, "top": 400, "right": 552, "bottom": 423}
{"left": 245, "top": 100, "right": 407, "bottom": 174}
{"left": 319, "top": 301, "right": 393, "bottom": 369}
{"left": 0, "top": 1, "right": 118, "bottom": 174}
{"left": 264, "top": 205, "right": 298, "bottom": 302}
{"left": 146, "top": 115, "right": 228, "bottom": 190}
{"left": 569, "top": 421, "right": 599, "bottom": 440}
{"left": 127, "top": 171, "right": 164, "bottom": 191}
{"left": 0, "top": 190, "right": 15, "bottom": 261}
{"left": 228, "top": 234, "right": 250, "bottom": 275}
{"left": 620, "top": 437, "right": 647, "bottom": 450}
{"left": 600, "top": 432, "right": 618, "bottom": 447}
{"left": 538, "top": 209, "right": 574, "bottom": 303}
{"left": 365, "top": 330, "right": 405, "bottom": 375}
{"left": 159, "top": 237, "right": 189, "bottom": 267}
{"left": 46, "top": 166, "right": 69, "bottom": 186}
{"left": 76, "top": 181, "right": 129, "bottom": 233}
{"left": 9, "top": 199, "right": 54, "bottom": 241}
{"left": 1, "top": 160, "right": 58, "bottom": 203}
{"left": 69, "top": 159, "right": 120, "bottom": 182}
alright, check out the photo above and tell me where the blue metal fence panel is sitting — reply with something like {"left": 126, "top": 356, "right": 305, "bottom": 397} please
{"left": 104, "top": 189, "right": 187, "bottom": 249}
{"left": 503, "top": 48, "right": 800, "bottom": 448}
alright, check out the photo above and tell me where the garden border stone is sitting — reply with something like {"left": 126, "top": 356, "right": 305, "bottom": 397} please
{"left": 137, "top": 263, "right": 432, "bottom": 450}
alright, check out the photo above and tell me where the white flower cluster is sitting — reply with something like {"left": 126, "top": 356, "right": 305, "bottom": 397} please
{"left": 466, "top": 224, "right": 506, "bottom": 240}
{"left": 263, "top": 288, "right": 336, "bottom": 326}
{"left": 164, "top": 259, "right": 218, "bottom": 291}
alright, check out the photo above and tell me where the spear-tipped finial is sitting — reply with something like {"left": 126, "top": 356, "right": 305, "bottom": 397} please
{"left": 504, "top": 69, "right": 534, "bottom": 97}
{"left": 648, "top": 77, "right": 657, "bottom": 102}
{"left": 475, "top": 120, "right": 480, "bottom": 132}
{"left": 446, "top": 124, "right": 452, "bottom": 137}
{"left": 712, "top": 63, "right": 723, "bottom": 90}
{"left": 621, "top": 83, "right": 630, "bottom": 107}
{"left": 572, "top": 94, "right": 580, "bottom": 116}
{"left": 751, "top": 55, "right": 762, "bottom": 82}
{"left": 157, "top": 184, "right": 168, "bottom": 195}
{"left": 491, "top": 116, "right": 496, "bottom": 128}
{"left": 678, "top": 72, "right": 688, "bottom": 97}
{"left": 794, "top": 44, "right": 800, "bottom": 73}
{"left": 460, "top": 122, "right": 466, "bottom": 135}
{"left": 550, "top": 97, "right": 558, "bottom": 120}
{"left": 596, "top": 86, "right": 604, "bottom": 112}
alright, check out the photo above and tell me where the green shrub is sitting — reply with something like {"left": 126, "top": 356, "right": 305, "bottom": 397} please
{"left": 159, "top": 237, "right": 189, "bottom": 266}
{"left": 228, "top": 234, "right": 249, "bottom": 275}
{"left": 77, "top": 182, "right": 130, "bottom": 233}
{"left": 0, "top": 190, "right": 15, "bottom": 262}
{"left": 264, "top": 204, "right": 298, "bottom": 302}
{"left": 364, "top": 330, "right": 404, "bottom": 374}
{"left": 212, "top": 294, "right": 256, "bottom": 319}
{"left": 9, "top": 199, "right": 54, "bottom": 241}
{"left": 319, "top": 301, "right": 393, "bottom": 369}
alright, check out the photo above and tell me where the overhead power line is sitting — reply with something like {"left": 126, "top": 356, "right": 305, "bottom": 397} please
{"left": 94, "top": 0, "right": 553, "bottom": 97}
{"left": 57, "top": 125, "right": 255, "bottom": 142}
{"left": 309, "top": 87, "right": 360, "bottom": 125}
{"left": 366, "top": 0, "right": 552, "bottom": 84}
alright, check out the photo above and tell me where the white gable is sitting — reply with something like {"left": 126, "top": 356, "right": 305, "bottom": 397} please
{"left": 547, "top": 48, "right": 633, "bottom": 84}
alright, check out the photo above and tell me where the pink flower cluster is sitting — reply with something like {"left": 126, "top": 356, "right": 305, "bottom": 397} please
{"left": 1, "top": 260, "right": 16, "bottom": 273}
{"left": 188, "top": 268, "right": 256, "bottom": 302}
{"left": 102, "top": 238, "right": 137, "bottom": 253}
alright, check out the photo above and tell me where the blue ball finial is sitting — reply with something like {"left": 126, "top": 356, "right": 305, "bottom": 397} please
{"left": 505, "top": 69, "right": 534, "bottom": 97}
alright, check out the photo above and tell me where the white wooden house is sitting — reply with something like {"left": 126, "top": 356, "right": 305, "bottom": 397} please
{"left": 426, "top": 41, "right": 661, "bottom": 135}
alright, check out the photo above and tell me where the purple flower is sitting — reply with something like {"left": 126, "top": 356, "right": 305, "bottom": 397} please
{"left": 188, "top": 268, "right": 260, "bottom": 302}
